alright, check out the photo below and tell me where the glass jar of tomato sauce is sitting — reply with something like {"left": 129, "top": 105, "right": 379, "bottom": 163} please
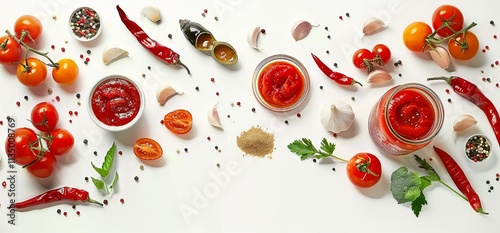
{"left": 368, "top": 83, "right": 444, "bottom": 156}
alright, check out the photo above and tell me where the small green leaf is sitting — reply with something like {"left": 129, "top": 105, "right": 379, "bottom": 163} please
{"left": 91, "top": 177, "right": 105, "bottom": 190}
{"left": 100, "top": 142, "right": 116, "bottom": 179}
{"left": 109, "top": 171, "right": 119, "bottom": 189}
{"left": 414, "top": 155, "right": 440, "bottom": 180}
{"left": 411, "top": 192, "right": 428, "bottom": 217}
{"left": 420, "top": 176, "right": 432, "bottom": 190}
{"left": 288, "top": 140, "right": 316, "bottom": 159}
{"left": 91, "top": 162, "right": 107, "bottom": 178}
{"left": 319, "top": 138, "right": 335, "bottom": 155}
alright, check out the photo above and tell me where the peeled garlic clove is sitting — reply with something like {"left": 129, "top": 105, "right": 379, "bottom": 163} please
{"left": 156, "top": 85, "right": 183, "bottom": 105}
{"left": 429, "top": 46, "right": 451, "bottom": 70}
{"left": 292, "top": 20, "right": 316, "bottom": 41}
{"left": 320, "top": 100, "right": 355, "bottom": 133}
{"left": 363, "top": 17, "right": 385, "bottom": 35}
{"left": 141, "top": 6, "right": 161, "bottom": 23}
{"left": 102, "top": 46, "right": 129, "bottom": 65}
{"left": 453, "top": 114, "right": 477, "bottom": 131}
{"left": 208, "top": 103, "right": 223, "bottom": 130}
{"left": 367, "top": 70, "right": 392, "bottom": 85}
{"left": 247, "top": 26, "right": 261, "bottom": 49}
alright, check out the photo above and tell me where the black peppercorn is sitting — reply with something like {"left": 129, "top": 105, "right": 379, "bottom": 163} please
{"left": 87, "top": 49, "right": 91, "bottom": 55}
{"left": 324, "top": 26, "right": 329, "bottom": 31}
{"left": 319, "top": 86, "right": 323, "bottom": 90}
{"left": 184, "top": 148, "right": 188, "bottom": 152}
{"left": 285, "top": 120, "right": 289, "bottom": 124}
{"left": 83, "top": 139, "right": 88, "bottom": 144}
{"left": 57, "top": 209, "right": 61, "bottom": 214}
{"left": 447, "top": 98, "right": 452, "bottom": 103}
{"left": 76, "top": 93, "right": 81, "bottom": 99}
{"left": 332, "top": 167, "right": 336, "bottom": 172}
{"left": 134, "top": 176, "right": 139, "bottom": 182}
{"left": 195, "top": 86, "right": 199, "bottom": 91}
{"left": 251, "top": 107, "right": 256, "bottom": 112}
{"left": 24, "top": 95, "right": 29, "bottom": 100}
{"left": 327, "top": 35, "right": 331, "bottom": 39}
{"left": 94, "top": 151, "right": 97, "bottom": 156}
{"left": 333, "top": 63, "right": 338, "bottom": 68}
{"left": 312, "top": 159, "right": 317, "bottom": 163}
{"left": 490, "top": 20, "right": 495, "bottom": 25}
{"left": 168, "top": 33, "right": 172, "bottom": 39}
{"left": 346, "top": 13, "right": 350, "bottom": 17}
{"left": 85, "top": 177, "right": 89, "bottom": 182}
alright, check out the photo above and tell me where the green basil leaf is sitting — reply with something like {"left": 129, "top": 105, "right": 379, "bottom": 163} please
{"left": 91, "top": 162, "right": 107, "bottom": 178}
{"left": 91, "top": 177, "right": 105, "bottom": 190}
{"left": 109, "top": 171, "right": 119, "bottom": 189}
{"left": 101, "top": 142, "right": 116, "bottom": 178}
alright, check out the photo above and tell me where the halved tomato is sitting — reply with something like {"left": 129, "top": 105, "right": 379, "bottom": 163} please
{"left": 133, "top": 138, "right": 163, "bottom": 160}
{"left": 163, "top": 109, "right": 193, "bottom": 134}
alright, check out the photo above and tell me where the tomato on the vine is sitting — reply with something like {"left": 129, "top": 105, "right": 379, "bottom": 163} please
{"left": 163, "top": 109, "right": 193, "bottom": 134}
{"left": 0, "top": 35, "right": 22, "bottom": 64}
{"left": 48, "top": 128, "right": 74, "bottom": 155}
{"left": 5, "top": 127, "right": 39, "bottom": 165}
{"left": 31, "top": 102, "right": 59, "bottom": 133}
{"left": 346, "top": 152, "right": 382, "bottom": 188}
{"left": 432, "top": 5, "right": 464, "bottom": 37}
{"left": 352, "top": 49, "right": 374, "bottom": 69}
{"left": 133, "top": 138, "right": 163, "bottom": 160}
{"left": 16, "top": 57, "right": 47, "bottom": 86}
{"left": 52, "top": 59, "right": 79, "bottom": 85}
{"left": 372, "top": 44, "right": 391, "bottom": 65}
{"left": 403, "top": 21, "right": 433, "bottom": 52}
{"left": 14, "top": 15, "right": 43, "bottom": 43}
{"left": 448, "top": 31, "right": 479, "bottom": 60}
{"left": 26, "top": 151, "right": 57, "bottom": 178}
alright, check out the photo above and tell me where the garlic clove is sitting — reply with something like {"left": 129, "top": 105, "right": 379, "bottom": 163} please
{"left": 156, "top": 85, "right": 183, "bottom": 105}
{"left": 453, "top": 114, "right": 477, "bottom": 131}
{"left": 367, "top": 70, "right": 392, "bottom": 85}
{"left": 320, "top": 100, "right": 355, "bottom": 133}
{"left": 141, "top": 6, "right": 161, "bottom": 23}
{"left": 102, "top": 46, "right": 129, "bottom": 65}
{"left": 429, "top": 46, "right": 451, "bottom": 70}
{"left": 292, "top": 20, "right": 317, "bottom": 41}
{"left": 362, "top": 17, "right": 385, "bottom": 36}
{"left": 208, "top": 102, "right": 223, "bottom": 130}
{"left": 247, "top": 26, "right": 261, "bottom": 49}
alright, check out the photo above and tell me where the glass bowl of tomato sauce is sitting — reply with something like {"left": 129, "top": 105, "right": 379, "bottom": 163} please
{"left": 252, "top": 54, "right": 310, "bottom": 112}
{"left": 88, "top": 75, "right": 145, "bottom": 132}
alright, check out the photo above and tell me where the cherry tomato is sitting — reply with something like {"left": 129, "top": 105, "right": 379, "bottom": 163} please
{"left": 26, "top": 151, "right": 57, "bottom": 178}
{"left": 48, "top": 128, "right": 74, "bottom": 156}
{"left": 31, "top": 102, "right": 59, "bottom": 133}
{"left": 14, "top": 15, "right": 43, "bottom": 43}
{"left": 403, "top": 21, "right": 433, "bottom": 52}
{"left": 432, "top": 5, "right": 464, "bottom": 37}
{"left": 346, "top": 152, "right": 382, "bottom": 188}
{"left": 352, "top": 49, "right": 375, "bottom": 69}
{"left": 372, "top": 44, "right": 391, "bottom": 65}
{"left": 133, "top": 138, "right": 163, "bottom": 160}
{"left": 5, "top": 127, "right": 39, "bottom": 165}
{"left": 52, "top": 59, "right": 79, "bottom": 85}
{"left": 163, "top": 109, "right": 193, "bottom": 134}
{"left": 16, "top": 57, "right": 47, "bottom": 86}
{"left": 0, "top": 35, "right": 22, "bottom": 64}
{"left": 448, "top": 31, "right": 479, "bottom": 60}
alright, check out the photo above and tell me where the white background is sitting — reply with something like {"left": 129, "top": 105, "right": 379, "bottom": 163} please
{"left": 1, "top": 0, "right": 500, "bottom": 232}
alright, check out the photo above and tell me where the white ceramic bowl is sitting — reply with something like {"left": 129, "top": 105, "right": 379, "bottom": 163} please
{"left": 68, "top": 6, "right": 102, "bottom": 42}
{"left": 464, "top": 134, "right": 492, "bottom": 164}
{"left": 88, "top": 75, "right": 145, "bottom": 132}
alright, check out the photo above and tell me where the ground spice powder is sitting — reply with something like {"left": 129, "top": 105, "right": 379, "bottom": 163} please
{"left": 237, "top": 126, "right": 274, "bottom": 157}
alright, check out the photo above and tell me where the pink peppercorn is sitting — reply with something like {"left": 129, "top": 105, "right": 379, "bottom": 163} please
{"left": 204, "top": 9, "right": 208, "bottom": 13}
{"left": 210, "top": 77, "right": 215, "bottom": 82}
{"left": 76, "top": 211, "right": 80, "bottom": 216}
{"left": 74, "top": 111, "right": 78, "bottom": 116}
{"left": 339, "top": 16, "right": 343, "bottom": 20}
{"left": 482, "top": 49, "right": 486, "bottom": 53}
{"left": 296, "top": 113, "right": 301, "bottom": 118}
{"left": 120, "top": 198, "right": 124, "bottom": 204}
{"left": 55, "top": 96, "right": 60, "bottom": 101}
{"left": 16, "top": 101, "right": 20, "bottom": 106}
{"left": 216, "top": 92, "right": 219, "bottom": 96}
{"left": 260, "top": 28, "right": 266, "bottom": 34}
{"left": 61, "top": 47, "right": 65, "bottom": 52}
{"left": 236, "top": 101, "right": 241, "bottom": 106}
{"left": 69, "top": 111, "right": 73, "bottom": 116}
{"left": 2, "top": 181, "right": 6, "bottom": 187}
{"left": 51, "top": 45, "right": 55, "bottom": 49}
{"left": 485, "top": 45, "right": 490, "bottom": 50}
{"left": 80, "top": 54, "right": 84, "bottom": 59}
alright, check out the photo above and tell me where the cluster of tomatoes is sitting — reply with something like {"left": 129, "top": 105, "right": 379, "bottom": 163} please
{"left": 403, "top": 5, "right": 479, "bottom": 60}
{"left": 5, "top": 102, "right": 74, "bottom": 178}
{"left": 352, "top": 44, "right": 392, "bottom": 72}
{"left": 0, "top": 15, "right": 79, "bottom": 86}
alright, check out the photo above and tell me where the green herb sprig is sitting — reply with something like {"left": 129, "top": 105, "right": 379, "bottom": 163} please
{"left": 287, "top": 138, "right": 348, "bottom": 162}
{"left": 91, "top": 142, "right": 119, "bottom": 195}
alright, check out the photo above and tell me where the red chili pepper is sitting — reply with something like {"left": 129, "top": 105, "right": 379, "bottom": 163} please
{"left": 433, "top": 146, "right": 488, "bottom": 215}
{"left": 428, "top": 76, "right": 500, "bottom": 146}
{"left": 311, "top": 53, "right": 362, "bottom": 86}
{"left": 116, "top": 5, "right": 190, "bottom": 75}
{"left": 13, "top": 187, "right": 102, "bottom": 209}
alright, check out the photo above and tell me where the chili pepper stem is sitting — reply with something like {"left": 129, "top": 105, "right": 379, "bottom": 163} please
{"left": 476, "top": 208, "right": 489, "bottom": 215}
{"left": 5, "top": 30, "right": 59, "bottom": 68}
{"left": 177, "top": 61, "right": 191, "bottom": 75}
{"left": 86, "top": 196, "right": 104, "bottom": 206}
{"left": 352, "top": 79, "right": 363, "bottom": 86}
{"left": 427, "top": 76, "right": 453, "bottom": 84}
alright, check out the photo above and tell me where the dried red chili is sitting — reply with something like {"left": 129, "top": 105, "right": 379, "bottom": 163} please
{"left": 427, "top": 76, "right": 500, "bottom": 146}
{"left": 311, "top": 53, "right": 362, "bottom": 86}
{"left": 13, "top": 187, "right": 102, "bottom": 209}
{"left": 116, "top": 5, "right": 190, "bottom": 74}
{"left": 433, "top": 146, "right": 488, "bottom": 214}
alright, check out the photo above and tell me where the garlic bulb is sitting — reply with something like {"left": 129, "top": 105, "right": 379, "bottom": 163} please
{"left": 208, "top": 102, "right": 223, "bottom": 130}
{"left": 291, "top": 20, "right": 317, "bottom": 41}
{"left": 141, "top": 6, "right": 161, "bottom": 23}
{"left": 320, "top": 100, "right": 355, "bottom": 133}
{"left": 102, "top": 46, "right": 129, "bottom": 65}
{"left": 429, "top": 46, "right": 451, "bottom": 70}
{"left": 367, "top": 70, "right": 392, "bottom": 85}
{"left": 247, "top": 26, "right": 261, "bottom": 49}
{"left": 156, "top": 85, "right": 183, "bottom": 105}
{"left": 362, "top": 18, "right": 385, "bottom": 35}
{"left": 453, "top": 114, "right": 477, "bottom": 131}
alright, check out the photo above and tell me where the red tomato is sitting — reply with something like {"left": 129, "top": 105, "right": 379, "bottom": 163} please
{"left": 163, "top": 109, "right": 193, "bottom": 134}
{"left": 448, "top": 31, "right": 479, "bottom": 60}
{"left": 372, "top": 44, "right": 391, "bottom": 65}
{"left": 346, "top": 152, "right": 382, "bottom": 188}
{"left": 14, "top": 15, "right": 43, "bottom": 43}
{"left": 403, "top": 22, "right": 433, "bottom": 52}
{"left": 133, "top": 138, "right": 163, "bottom": 160}
{"left": 432, "top": 5, "right": 464, "bottom": 37}
{"left": 52, "top": 59, "right": 79, "bottom": 85}
{"left": 16, "top": 57, "right": 47, "bottom": 86}
{"left": 352, "top": 49, "right": 375, "bottom": 69}
{"left": 48, "top": 128, "right": 74, "bottom": 155}
{"left": 31, "top": 102, "right": 59, "bottom": 133}
{"left": 0, "top": 35, "right": 22, "bottom": 64}
{"left": 5, "top": 127, "right": 39, "bottom": 165}
{"left": 26, "top": 151, "right": 57, "bottom": 178}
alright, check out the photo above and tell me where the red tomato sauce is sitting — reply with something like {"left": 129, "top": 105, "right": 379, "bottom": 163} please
{"left": 257, "top": 61, "right": 305, "bottom": 108}
{"left": 91, "top": 78, "right": 141, "bottom": 126}
{"left": 387, "top": 89, "right": 434, "bottom": 140}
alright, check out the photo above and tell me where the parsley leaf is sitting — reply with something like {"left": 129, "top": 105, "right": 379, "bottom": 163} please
{"left": 411, "top": 192, "right": 428, "bottom": 217}
{"left": 287, "top": 138, "right": 347, "bottom": 162}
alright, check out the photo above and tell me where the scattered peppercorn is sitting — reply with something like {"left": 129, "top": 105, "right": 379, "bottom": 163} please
{"left": 485, "top": 45, "right": 490, "bottom": 50}
{"left": 339, "top": 16, "right": 343, "bottom": 20}
{"left": 351, "top": 96, "right": 355, "bottom": 101}
{"left": 51, "top": 45, "right": 55, "bottom": 49}
{"left": 327, "top": 35, "right": 331, "bottom": 39}
{"left": 490, "top": 20, "right": 495, "bottom": 25}
{"left": 85, "top": 177, "right": 89, "bottom": 182}
{"left": 486, "top": 180, "right": 491, "bottom": 184}
{"left": 168, "top": 33, "right": 172, "bottom": 39}
{"left": 297, "top": 113, "right": 301, "bottom": 118}
{"left": 398, "top": 73, "right": 402, "bottom": 77}
{"left": 285, "top": 120, "right": 289, "bottom": 124}
{"left": 324, "top": 26, "right": 328, "bottom": 31}
{"left": 195, "top": 86, "right": 199, "bottom": 91}
{"left": 312, "top": 159, "right": 317, "bottom": 163}
{"left": 490, "top": 186, "right": 494, "bottom": 190}
{"left": 72, "top": 205, "right": 76, "bottom": 209}
{"left": 332, "top": 167, "right": 336, "bottom": 172}
{"left": 120, "top": 198, "right": 124, "bottom": 204}
{"left": 134, "top": 176, "right": 139, "bottom": 182}
{"left": 103, "top": 199, "right": 108, "bottom": 205}
{"left": 333, "top": 63, "right": 338, "bottom": 68}
{"left": 445, "top": 89, "right": 450, "bottom": 94}
{"left": 326, "top": 50, "right": 330, "bottom": 54}
{"left": 61, "top": 47, "right": 65, "bottom": 52}
{"left": 76, "top": 211, "right": 80, "bottom": 216}
{"left": 57, "top": 209, "right": 61, "bottom": 214}
{"left": 333, "top": 133, "right": 337, "bottom": 138}
{"left": 94, "top": 151, "right": 97, "bottom": 156}
{"left": 207, "top": 136, "right": 211, "bottom": 141}
{"left": 87, "top": 49, "right": 91, "bottom": 55}
{"left": 147, "top": 66, "right": 151, "bottom": 70}
{"left": 84, "top": 60, "right": 88, "bottom": 65}
{"left": 24, "top": 95, "right": 28, "bottom": 100}
{"left": 16, "top": 101, "right": 20, "bottom": 107}
{"left": 346, "top": 13, "right": 350, "bottom": 17}
{"left": 63, "top": 212, "right": 67, "bottom": 216}
{"left": 216, "top": 163, "right": 220, "bottom": 168}
{"left": 494, "top": 35, "right": 498, "bottom": 39}
{"left": 201, "top": 12, "right": 206, "bottom": 17}
{"left": 140, "top": 165, "right": 144, "bottom": 170}
{"left": 118, "top": 151, "right": 123, "bottom": 155}
{"left": 487, "top": 78, "right": 491, "bottom": 82}
{"left": 260, "top": 28, "right": 266, "bottom": 34}
{"left": 83, "top": 139, "right": 88, "bottom": 145}
{"left": 48, "top": 88, "right": 53, "bottom": 94}
{"left": 482, "top": 49, "right": 486, "bottom": 53}
{"left": 2, "top": 181, "right": 6, "bottom": 187}
{"left": 204, "top": 9, "right": 208, "bottom": 13}
{"left": 214, "top": 16, "right": 218, "bottom": 21}
{"left": 397, "top": 60, "right": 402, "bottom": 65}
{"left": 496, "top": 177, "right": 499, "bottom": 181}
{"left": 251, "top": 107, "right": 256, "bottom": 112}
{"left": 76, "top": 93, "right": 81, "bottom": 99}
{"left": 216, "top": 92, "right": 219, "bottom": 96}
{"left": 184, "top": 148, "right": 188, "bottom": 152}
{"left": 447, "top": 98, "right": 452, "bottom": 103}
{"left": 319, "top": 86, "right": 323, "bottom": 90}
{"left": 215, "top": 146, "right": 219, "bottom": 150}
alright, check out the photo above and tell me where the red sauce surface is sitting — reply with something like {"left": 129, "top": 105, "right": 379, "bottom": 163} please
{"left": 257, "top": 61, "right": 305, "bottom": 108}
{"left": 91, "top": 78, "right": 141, "bottom": 126}
{"left": 387, "top": 89, "right": 434, "bottom": 140}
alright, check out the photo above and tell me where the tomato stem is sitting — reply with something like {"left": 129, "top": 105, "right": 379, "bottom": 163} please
{"left": 5, "top": 29, "right": 59, "bottom": 68}
{"left": 0, "top": 38, "right": 8, "bottom": 50}
{"left": 424, "top": 22, "right": 477, "bottom": 51}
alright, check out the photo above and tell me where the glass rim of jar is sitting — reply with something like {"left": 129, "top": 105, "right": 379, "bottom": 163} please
{"left": 383, "top": 83, "right": 445, "bottom": 144}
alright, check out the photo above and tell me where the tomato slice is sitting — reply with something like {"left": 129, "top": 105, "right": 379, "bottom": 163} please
{"left": 133, "top": 138, "right": 163, "bottom": 160}
{"left": 163, "top": 109, "right": 193, "bottom": 134}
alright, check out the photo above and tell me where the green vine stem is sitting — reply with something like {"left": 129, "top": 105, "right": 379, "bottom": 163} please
{"left": 423, "top": 22, "right": 477, "bottom": 52}
{"left": 5, "top": 29, "right": 59, "bottom": 68}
